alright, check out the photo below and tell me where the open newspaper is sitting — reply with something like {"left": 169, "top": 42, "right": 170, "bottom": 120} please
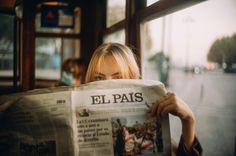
{"left": 0, "top": 80, "right": 171, "bottom": 156}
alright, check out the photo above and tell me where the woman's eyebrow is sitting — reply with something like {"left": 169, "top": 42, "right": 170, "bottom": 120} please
{"left": 111, "top": 72, "right": 120, "bottom": 76}
{"left": 94, "top": 72, "right": 105, "bottom": 76}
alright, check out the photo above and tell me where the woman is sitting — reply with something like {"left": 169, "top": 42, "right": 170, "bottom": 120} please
{"left": 85, "top": 42, "right": 202, "bottom": 156}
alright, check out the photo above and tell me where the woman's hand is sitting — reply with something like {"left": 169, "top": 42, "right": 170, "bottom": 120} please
{"left": 148, "top": 92, "right": 196, "bottom": 150}
{"left": 149, "top": 92, "right": 194, "bottom": 121}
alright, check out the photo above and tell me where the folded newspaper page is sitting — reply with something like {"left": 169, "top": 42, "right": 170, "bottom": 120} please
{"left": 0, "top": 91, "right": 74, "bottom": 156}
{"left": 0, "top": 80, "right": 171, "bottom": 156}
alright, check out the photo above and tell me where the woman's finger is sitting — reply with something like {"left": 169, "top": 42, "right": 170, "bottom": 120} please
{"left": 160, "top": 104, "right": 176, "bottom": 117}
{"left": 151, "top": 95, "right": 166, "bottom": 115}
{"left": 157, "top": 96, "right": 173, "bottom": 118}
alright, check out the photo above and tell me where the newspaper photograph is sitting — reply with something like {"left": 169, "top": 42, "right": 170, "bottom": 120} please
{"left": 72, "top": 86, "right": 171, "bottom": 156}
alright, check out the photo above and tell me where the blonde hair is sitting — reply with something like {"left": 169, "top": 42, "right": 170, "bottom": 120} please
{"left": 85, "top": 43, "right": 140, "bottom": 83}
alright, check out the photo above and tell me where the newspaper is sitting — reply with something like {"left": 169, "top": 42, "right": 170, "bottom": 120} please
{"left": 0, "top": 80, "right": 171, "bottom": 156}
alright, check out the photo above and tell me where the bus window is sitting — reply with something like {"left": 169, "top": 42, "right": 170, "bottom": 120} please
{"left": 0, "top": 13, "right": 19, "bottom": 92}
{"left": 146, "top": 0, "right": 160, "bottom": 7}
{"left": 103, "top": 29, "right": 125, "bottom": 44}
{"left": 106, "top": 0, "right": 126, "bottom": 27}
{"left": 35, "top": 5, "right": 81, "bottom": 84}
{"left": 35, "top": 7, "right": 81, "bottom": 34}
{"left": 35, "top": 38, "right": 80, "bottom": 80}
{"left": 141, "top": 0, "right": 236, "bottom": 155}
{"left": 0, "top": 14, "right": 14, "bottom": 77}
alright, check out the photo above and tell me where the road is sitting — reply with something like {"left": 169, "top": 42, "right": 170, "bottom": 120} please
{"left": 168, "top": 69, "right": 236, "bottom": 156}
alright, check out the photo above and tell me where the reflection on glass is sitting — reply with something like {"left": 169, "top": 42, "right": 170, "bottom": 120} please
{"left": 107, "top": 0, "right": 126, "bottom": 27}
{"left": 35, "top": 7, "right": 81, "bottom": 33}
{"left": 0, "top": 14, "right": 14, "bottom": 77}
{"left": 36, "top": 38, "right": 80, "bottom": 80}
{"left": 103, "top": 29, "right": 125, "bottom": 44}
{"left": 146, "top": 0, "right": 160, "bottom": 7}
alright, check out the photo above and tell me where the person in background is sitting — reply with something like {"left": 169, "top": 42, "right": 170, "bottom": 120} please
{"left": 85, "top": 43, "right": 202, "bottom": 156}
{"left": 59, "top": 58, "right": 86, "bottom": 86}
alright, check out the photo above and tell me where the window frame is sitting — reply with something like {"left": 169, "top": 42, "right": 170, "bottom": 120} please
{"left": 0, "top": 12, "right": 21, "bottom": 94}
{"left": 34, "top": 5, "right": 82, "bottom": 87}
{"left": 102, "top": 0, "right": 205, "bottom": 70}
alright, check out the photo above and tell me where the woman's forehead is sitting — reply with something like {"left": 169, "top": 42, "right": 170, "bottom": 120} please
{"left": 95, "top": 55, "right": 122, "bottom": 74}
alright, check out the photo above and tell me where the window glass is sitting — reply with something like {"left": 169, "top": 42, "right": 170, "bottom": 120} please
{"left": 142, "top": 0, "right": 236, "bottom": 80}
{"left": 146, "top": 0, "right": 160, "bottom": 7}
{"left": 103, "top": 29, "right": 125, "bottom": 44}
{"left": 0, "top": 14, "right": 14, "bottom": 77}
{"left": 141, "top": 1, "right": 236, "bottom": 156}
{"left": 141, "top": 18, "right": 164, "bottom": 80}
{"left": 107, "top": 0, "right": 126, "bottom": 27}
{"left": 35, "top": 38, "right": 80, "bottom": 80}
{"left": 35, "top": 7, "right": 81, "bottom": 33}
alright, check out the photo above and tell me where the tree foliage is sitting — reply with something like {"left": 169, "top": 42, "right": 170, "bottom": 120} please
{"left": 207, "top": 34, "right": 236, "bottom": 65}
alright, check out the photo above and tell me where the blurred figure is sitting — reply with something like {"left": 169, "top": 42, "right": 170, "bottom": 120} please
{"left": 149, "top": 52, "right": 169, "bottom": 86}
{"left": 59, "top": 58, "right": 86, "bottom": 86}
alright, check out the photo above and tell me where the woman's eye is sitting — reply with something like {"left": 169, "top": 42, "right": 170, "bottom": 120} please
{"left": 113, "top": 75, "right": 122, "bottom": 79}
{"left": 94, "top": 76, "right": 104, "bottom": 81}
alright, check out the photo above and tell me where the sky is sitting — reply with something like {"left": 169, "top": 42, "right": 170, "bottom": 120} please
{"left": 145, "top": 0, "right": 236, "bottom": 67}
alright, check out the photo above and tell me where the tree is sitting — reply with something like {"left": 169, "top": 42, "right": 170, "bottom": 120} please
{"left": 207, "top": 34, "right": 236, "bottom": 66}
{"left": 225, "top": 34, "right": 236, "bottom": 64}
{"left": 207, "top": 38, "right": 223, "bottom": 65}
